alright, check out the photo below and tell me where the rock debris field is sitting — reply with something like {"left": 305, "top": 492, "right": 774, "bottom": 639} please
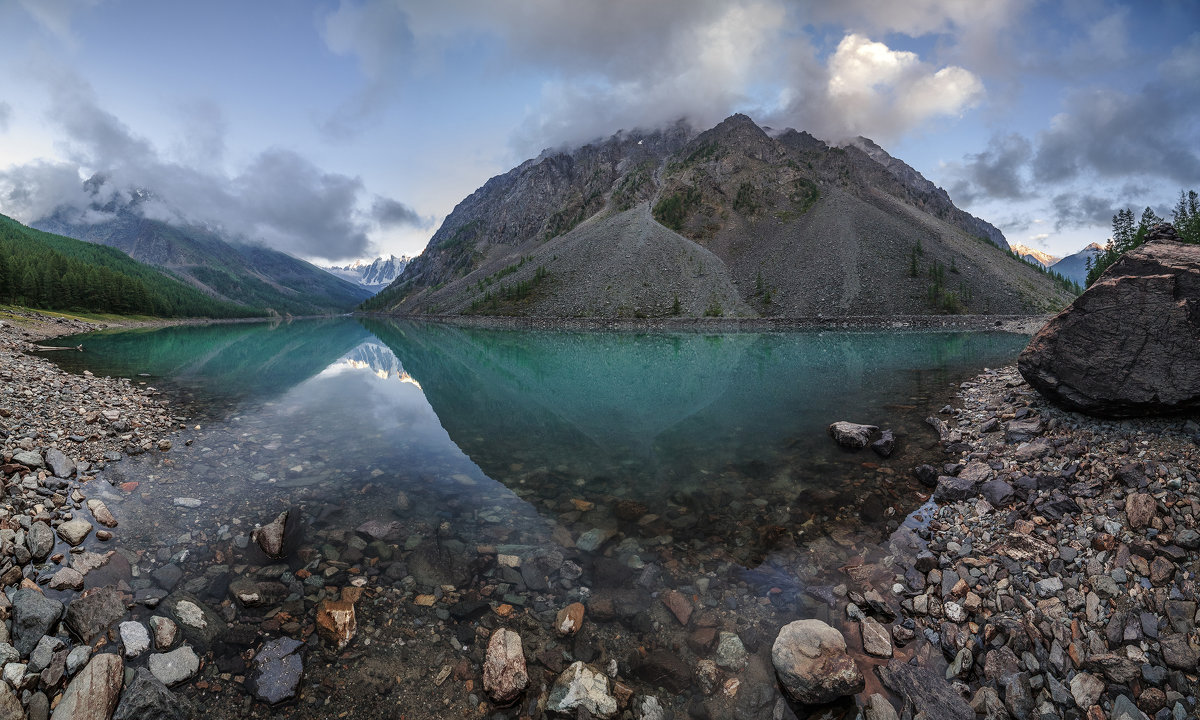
{"left": 0, "top": 308, "right": 1197, "bottom": 720}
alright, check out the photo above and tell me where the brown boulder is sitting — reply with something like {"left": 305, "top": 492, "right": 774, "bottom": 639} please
{"left": 1018, "top": 225, "right": 1200, "bottom": 417}
{"left": 771, "top": 619, "right": 864, "bottom": 705}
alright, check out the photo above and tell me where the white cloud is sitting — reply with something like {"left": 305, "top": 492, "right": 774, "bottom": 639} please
{"left": 775, "top": 33, "right": 983, "bottom": 144}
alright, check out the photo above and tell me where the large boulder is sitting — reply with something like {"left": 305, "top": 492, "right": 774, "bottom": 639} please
{"left": 1018, "top": 225, "right": 1200, "bottom": 416}
{"left": 771, "top": 619, "right": 864, "bottom": 705}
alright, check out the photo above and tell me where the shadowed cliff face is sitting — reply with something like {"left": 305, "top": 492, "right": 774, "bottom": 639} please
{"left": 370, "top": 114, "right": 1075, "bottom": 320}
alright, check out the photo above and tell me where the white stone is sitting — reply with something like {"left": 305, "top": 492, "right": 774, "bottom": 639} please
{"left": 119, "top": 621, "right": 151, "bottom": 658}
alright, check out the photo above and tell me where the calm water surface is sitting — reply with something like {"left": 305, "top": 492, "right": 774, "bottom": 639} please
{"left": 40, "top": 318, "right": 1028, "bottom": 717}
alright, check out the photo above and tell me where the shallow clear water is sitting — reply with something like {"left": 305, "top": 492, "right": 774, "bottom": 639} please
{"left": 39, "top": 318, "right": 1028, "bottom": 716}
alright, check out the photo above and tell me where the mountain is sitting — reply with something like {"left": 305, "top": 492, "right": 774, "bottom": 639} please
{"left": 1008, "top": 244, "right": 1060, "bottom": 269}
{"left": 33, "top": 181, "right": 372, "bottom": 316}
{"left": 322, "top": 255, "right": 411, "bottom": 293}
{"left": 366, "top": 114, "right": 1075, "bottom": 318}
{"left": 1049, "top": 243, "right": 1104, "bottom": 286}
{"left": 0, "top": 213, "right": 260, "bottom": 317}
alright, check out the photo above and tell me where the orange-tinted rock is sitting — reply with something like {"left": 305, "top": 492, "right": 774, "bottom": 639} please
{"left": 556, "top": 602, "right": 585, "bottom": 636}
{"left": 315, "top": 599, "right": 356, "bottom": 651}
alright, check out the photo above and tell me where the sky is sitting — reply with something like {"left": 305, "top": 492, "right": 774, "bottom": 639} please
{"left": 0, "top": 0, "right": 1197, "bottom": 264}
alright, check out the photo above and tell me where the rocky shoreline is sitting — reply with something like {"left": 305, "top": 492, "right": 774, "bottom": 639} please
{"left": 1, "top": 310, "right": 190, "bottom": 718}
{"left": 865, "top": 366, "right": 1199, "bottom": 720}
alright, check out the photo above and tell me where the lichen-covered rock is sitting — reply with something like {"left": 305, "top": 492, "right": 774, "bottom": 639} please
{"left": 771, "top": 619, "right": 864, "bottom": 705}
{"left": 1018, "top": 225, "right": 1200, "bottom": 416}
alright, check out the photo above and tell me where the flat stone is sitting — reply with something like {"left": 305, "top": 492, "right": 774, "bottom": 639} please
{"left": 660, "top": 590, "right": 693, "bottom": 626}
{"left": 26, "top": 522, "right": 54, "bottom": 561}
{"left": 57, "top": 520, "right": 93, "bottom": 547}
{"left": 878, "top": 658, "right": 973, "bottom": 720}
{"left": 49, "top": 567, "right": 85, "bottom": 591}
{"left": 146, "top": 646, "right": 199, "bottom": 687}
{"left": 1158, "top": 633, "right": 1198, "bottom": 670}
{"left": 86, "top": 500, "right": 118, "bottom": 528}
{"left": 1125, "top": 493, "right": 1156, "bottom": 529}
{"left": 860, "top": 617, "right": 893, "bottom": 658}
{"left": 248, "top": 638, "right": 304, "bottom": 705}
{"left": 50, "top": 653, "right": 123, "bottom": 720}
{"left": 865, "top": 693, "right": 900, "bottom": 720}
{"left": 12, "top": 450, "right": 44, "bottom": 469}
{"left": 29, "top": 635, "right": 64, "bottom": 674}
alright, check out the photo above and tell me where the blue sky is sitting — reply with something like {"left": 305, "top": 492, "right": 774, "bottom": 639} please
{"left": 0, "top": 0, "right": 1197, "bottom": 263}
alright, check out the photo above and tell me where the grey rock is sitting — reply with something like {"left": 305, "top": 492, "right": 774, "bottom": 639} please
{"left": 828, "top": 421, "right": 878, "bottom": 449}
{"left": 252, "top": 510, "right": 288, "bottom": 559}
{"left": 12, "top": 589, "right": 64, "bottom": 656}
{"left": 112, "top": 667, "right": 192, "bottom": 720}
{"left": 66, "top": 646, "right": 91, "bottom": 676}
{"left": 29, "top": 635, "right": 64, "bottom": 674}
{"left": 1111, "top": 694, "right": 1151, "bottom": 720}
{"left": 12, "top": 450, "right": 44, "bottom": 469}
{"left": 146, "top": 646, "right": 199, "bottom": 686}
{"left": 56, "top": 520, "right": 92, "bottom": 547}
{"left": 1158, "top": 634, "right": 1198, "bottom": 670}
{"left": 64, "top": 587, "right": 125, "bottom": 644}
{"left": 980, "top": 479, "right": 1015, "bottom": 506}
{"left": 865, "top": 693, "right": 900, "bottom": 720}
{"left": 119, "top": 622, "right": 150, "bottom": 658}
{"left": 934, "top": 475, "right": 979, "bottom": 502}
{"left": 151, "top": 565, "right": 182, "bottom": 592}
{"left": 714, "top": 631, "right": 748, "bottom": 670}
{"left": 44, "top": 449, "right": 75, "bottom": 478}
{"left": 26, "top": 522, "right": 54, "bottom": 562}
{"left": 160, "top": 594, "right": 226, "bottom": 651}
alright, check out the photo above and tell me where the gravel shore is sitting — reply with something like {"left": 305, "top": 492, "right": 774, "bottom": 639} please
{"left": 875, "top": 365, "right": 1199, "bottom": 720}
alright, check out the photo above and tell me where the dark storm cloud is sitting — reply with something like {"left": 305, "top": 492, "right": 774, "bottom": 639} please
{"left": 1051, "top": 193, "right": 1117, "bottom": 231}
{"left": 0, "top": 72, "right": 416, "bottom": 262}
{"left": 371, "top": 197, "right": 426, "bottom": 228}
{"left": 952, "top": 133, "right": 1033, "bottom": 203}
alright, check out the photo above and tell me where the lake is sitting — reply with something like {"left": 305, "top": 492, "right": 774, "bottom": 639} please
{"left": 39, "top": 318, "right": 1028, "bottom": 718}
